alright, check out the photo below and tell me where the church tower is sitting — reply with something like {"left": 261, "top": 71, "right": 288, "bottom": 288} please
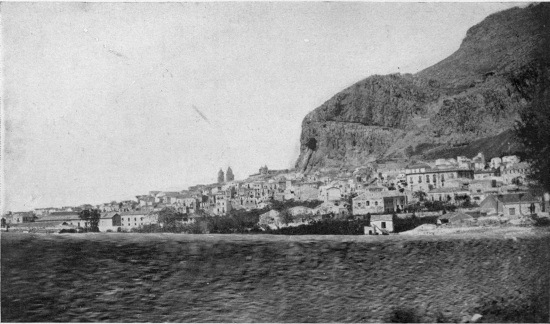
{"left": 226, "top": 167, "right": 234, "bottom": 182}
{"left": 217, "top": 169, "right": 225, "bottom": 183}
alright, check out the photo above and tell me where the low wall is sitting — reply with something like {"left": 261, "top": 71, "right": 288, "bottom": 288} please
{"left": 2, "top": 232, "right": 549, "bottom": 322}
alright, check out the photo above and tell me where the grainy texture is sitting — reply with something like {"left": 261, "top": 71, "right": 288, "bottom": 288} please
{"left": 295, "top": 3, "right": 550, "bottom": 171}
{"left": 2, "top": 232, "right": 549, "bottom": 322}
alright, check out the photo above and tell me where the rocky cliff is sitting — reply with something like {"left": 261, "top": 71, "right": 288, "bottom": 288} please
{"left": 296, "top": 3, "right": 550, "bottom": 172}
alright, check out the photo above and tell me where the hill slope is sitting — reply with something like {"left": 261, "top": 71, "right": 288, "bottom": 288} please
{"left": 295, "top": 3, "right": 550, "bottom": 172}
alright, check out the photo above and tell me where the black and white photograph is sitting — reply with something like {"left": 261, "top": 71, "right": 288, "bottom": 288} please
{"left": 1, "top": 1, "right": 550, "bottom": 322}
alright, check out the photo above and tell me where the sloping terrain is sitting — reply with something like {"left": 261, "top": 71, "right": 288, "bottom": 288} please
{"left": 296, "top": 3, "right": 550, "bottom": 171}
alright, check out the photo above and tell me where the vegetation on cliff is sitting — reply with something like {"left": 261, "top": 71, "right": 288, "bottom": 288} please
{"left": 296, "top": 3, "right": 550, "bottom": 171}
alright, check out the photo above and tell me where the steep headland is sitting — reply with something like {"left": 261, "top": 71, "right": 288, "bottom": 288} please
{"left": 295, "top": 3, "right": 550, "bottom": 172}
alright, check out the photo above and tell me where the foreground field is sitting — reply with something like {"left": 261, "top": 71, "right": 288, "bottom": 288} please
{"left": 2, "top": 230, "right": 549, "bottom": 322}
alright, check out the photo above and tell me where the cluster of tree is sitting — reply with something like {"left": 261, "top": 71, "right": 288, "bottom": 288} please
{"left": 268, "top": 219, "right": 370, "bottom": 235}
{"left": 132, "top": 207, "right": 266, "bottom": 234}
{"left": 264, "top": 213, "right": 440, "bottom": 235}
{"left": 201, "top": 208, "right": 265, "bottom": 233}
{"left": 515, "top": 43, "right": 550, "bottom": 194}
{"left": 392, "top": 214, "right": 439, "bottom": 233}
{"left": 269, "top": 199, "right": 323, "bottom": 211}
{"left": 78, "top": 209, "right": 101, "bottom": 232}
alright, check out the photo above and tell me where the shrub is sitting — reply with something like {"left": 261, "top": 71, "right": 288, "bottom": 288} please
{"left": 59, "top": 229, "right": 77, "bottom": 234}
{"left": 270, "top": 219, "right": 370, "bottom": 235}
{"left": 530, "top": 214, "right": 550, "bottom": 227}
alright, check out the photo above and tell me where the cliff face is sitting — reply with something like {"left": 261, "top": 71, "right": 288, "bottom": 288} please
{"left": 296, "top": 3, "right": 550, "bottom": 172}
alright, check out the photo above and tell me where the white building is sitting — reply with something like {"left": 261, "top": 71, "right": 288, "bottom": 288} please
{"left": 353, "top": 191, "right": 407, "bottom": 215}
{"left": 370, "top": 214, "right": 394, "bottom": 234}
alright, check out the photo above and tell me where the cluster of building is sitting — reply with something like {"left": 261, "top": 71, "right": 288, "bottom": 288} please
{"left": 2, "top": 153, "right": 547, "bottom": 233}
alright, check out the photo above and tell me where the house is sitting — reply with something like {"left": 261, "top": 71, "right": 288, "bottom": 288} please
{"left": 474, "top": 170, "right": 497, "bottom": 180}
{"left": 34, "top": 212, "right": 87, "bottom": 228}
{"left": 364, "top": 226, "right": 375, "bottom": 235}
{"left": 136, "top": 195, "right": 155, "bottom": 207}
{"left": 34, "top": 207, "right": 59, "bottom": 217}
{"left": 502, "top": 162, "right": 530, "bottom": 185}
{"left": 479, "top": 193, "right": 541, "bottom": 217}
{"left": 181, "top": 197, "right": 199, "bottom": 213}
{"left": 457, "top": 156, "right": 473, "bottom": 169}
{"left": 318, "top": 186, "right": 341, "bottom": 202}
{"left": 468, "top": 179, "right": 498, "bottom": 202}
{"left": 98, "top": 212, "right": 122, "bottom": 232}
{"left": 6, "top": 212, "right": 35, "bottom": 224}
{"left": 471, "top": 152, "right": 486, "bottom": 170}
{"left": 213, "top": 198, "right": 232, "bottom": 215}
{"left": 119, "top": 211, "right": 158, "bottom": 230}
{"left": 295, "top": 184, "right": 320, "bottom": 201}
{"left": 426, "top": 187, "right": 472, "bottom": 205}
{"left": 370, "top": 214, "right": 393, "bottom": 234}
{"left": 435, "top": 158, "right": 458, "bottom": 169}
{"left": 406, "top": 168, "right": 474, "bottom": 192}
{"left": 352, "top": 191, "right": 407, "bottom": 215}
{"left": 157, "top": 192, "right": 182, "bottom": 205}
{"left": 490, "top": 157, "right": 502, "bottom": 169}
{"left": 273, "top": 192, "right": 286, "bottom": 201}
{"left": 404, "top": 163, "right": 431, "bottom": 174}
{"left": 406, "top": 169, "right": 474, "bottom": 192}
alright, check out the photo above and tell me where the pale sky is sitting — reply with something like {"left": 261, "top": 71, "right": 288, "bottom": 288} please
{"left": 2, "top": 2, "right": 527, "bottom": 212}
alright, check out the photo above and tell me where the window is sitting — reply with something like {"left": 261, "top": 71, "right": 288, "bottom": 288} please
{"left": 509, "top": 208, "right": 516, "bottom": 216}
{"left": 381, "top": 222, "right": 386, "bottom": 228}
{"left": 426, "top": 175, "right": 430, "bottom": 183}
{"left": 375, "top": 201, "right": 378, "bottom": 206}
{"left": 419, "top": 176, "right": 422, "bottom": 183}
{"left": 366, "top": 201, "right": 370, "bottom": 206}
{"left": 433, "top": 174, "right": 436, "bottom": 183}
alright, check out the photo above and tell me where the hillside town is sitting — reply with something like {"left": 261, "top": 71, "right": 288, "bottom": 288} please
{"left": 3, "top": 152, "right": 548, "bottom": 234}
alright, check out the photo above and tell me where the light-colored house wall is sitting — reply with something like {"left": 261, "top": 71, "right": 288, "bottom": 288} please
{"left": 371, "top": 220, "right": 393, "bottom": 233}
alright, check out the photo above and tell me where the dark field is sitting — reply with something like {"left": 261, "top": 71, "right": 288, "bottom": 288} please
{"left": 2, "top": 232, "right": 549, "bottom": 322}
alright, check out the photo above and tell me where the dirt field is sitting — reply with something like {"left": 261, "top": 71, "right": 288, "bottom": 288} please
{"left": 2, "top": 229, "right": 549, "bottom": 322}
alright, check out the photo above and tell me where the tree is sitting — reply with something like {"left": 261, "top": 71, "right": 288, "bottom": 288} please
{"left": 158, "top": 207, "right": 185, "bottom": 232}
{"left": 279, "top": 209, "right": 294, "bottom": 226}
{"left": 515, "top": 47, "right": 550, "bottom": 193}
{"left": 79, "top": 209, "right": 101, "bottom": 232}
{"left": 404, "top": 145, "right": 414, "bottom": 159}
{"left": 346, "top": 192, "right": 358, "bottom": 214}
{"left": 413, "top": 191, "right": 427, "bottom": 201}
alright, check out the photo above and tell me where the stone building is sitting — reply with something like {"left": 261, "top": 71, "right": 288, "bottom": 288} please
{"left": 217, "top": 169, "right": 225, "bottom": 183}
{"left": 226, "top": 167, "right": 235, "bottom": 182}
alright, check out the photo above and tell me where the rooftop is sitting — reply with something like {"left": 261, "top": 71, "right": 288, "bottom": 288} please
{"left": 371, "top": 214, "right": 393, "bottom": 222}
{"left": 496, "top": 192, "right": 539, "bottom": 204}
{"left": 428, "top": 187, "right": 470, "bottom": 194}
